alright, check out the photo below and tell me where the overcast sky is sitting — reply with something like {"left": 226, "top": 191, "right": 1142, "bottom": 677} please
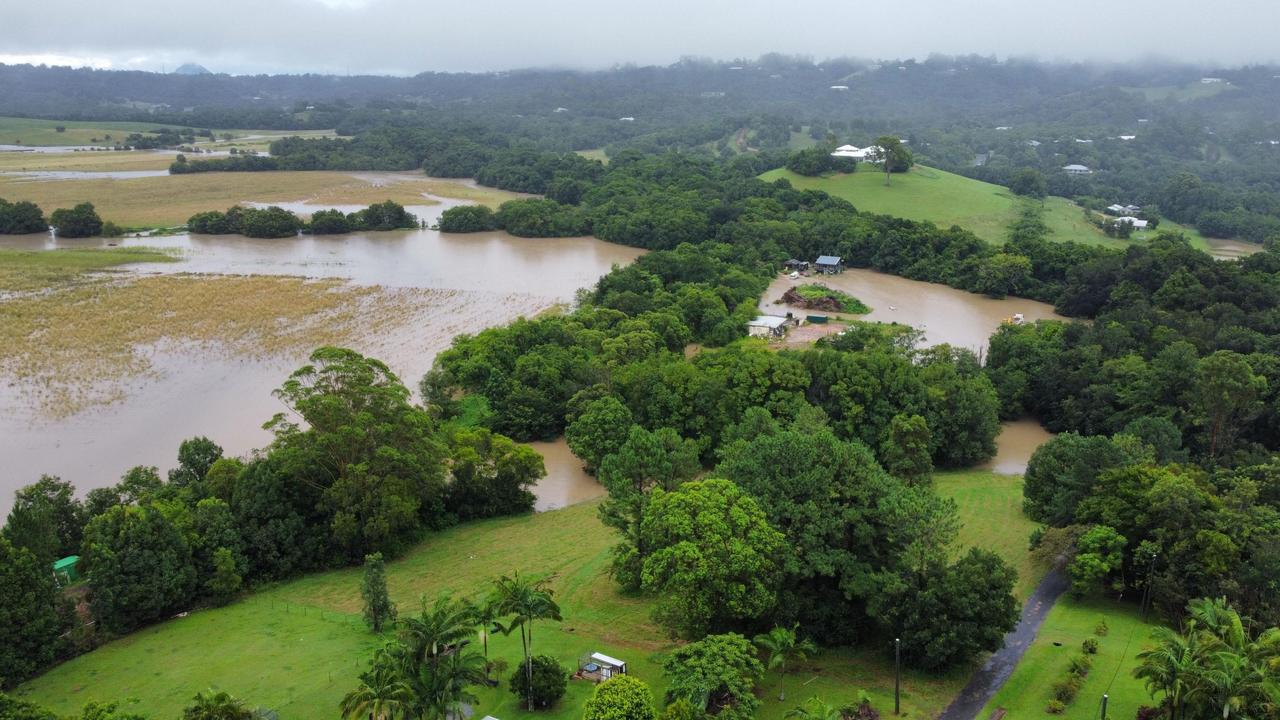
{"left": 3, "top": 0, "right": 1278, "bottom": 75}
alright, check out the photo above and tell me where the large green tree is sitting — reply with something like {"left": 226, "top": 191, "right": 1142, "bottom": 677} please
{"left": 663, "top": 633, "right": 764, "bottom": 720}
{"left": 0, "top": 536, "right": 64, "bottom": 687}
{"left": 81, "top": 504, "right": 197, "bottom": 633}
{"left": 639, "top": 479, "right": 785, "bottom": 637}
{"left": 266, "top": 347, "right": 448, "bottom": 561}
{"left": 869, "top": 548, "right": 1020, "bottom": 671}
{"left": 4, "top": 475, "right": 84, "bottom": 565}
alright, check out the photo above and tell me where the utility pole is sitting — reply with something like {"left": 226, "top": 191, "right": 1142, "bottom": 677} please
{"left": 894, "top": 637, "right": 901, "bottom": 715}
{"left": 1140, "top": 552, "right": 1158, "bottom": 620}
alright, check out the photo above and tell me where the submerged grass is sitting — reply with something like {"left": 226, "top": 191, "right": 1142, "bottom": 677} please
{"left": 0, "top": 172, "right": 523, "bottom": 228}
{"left": 0, "top": 151, "right": 176, "bottom": 172}
{"left": 0, "top": 272, "right": 391, "bottom": 417}
{"left": 0, "top": 247, "right": 178, "bottom": 292}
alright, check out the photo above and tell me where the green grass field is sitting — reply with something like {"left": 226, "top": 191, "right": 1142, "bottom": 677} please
{"left": 980, "top": 596, "right": 1159, "bottom": 720}
{"left": 19, "top": 476, "right": 1052, "bottom": 720}
{"left": 936, "top": 470, "right": 1044, "bottom": 601}
{"left": 758, "top": 167, "right": 1210, "bottom": 251}
{"left": 0, "top": 117, "right": 189, "bottom": 147}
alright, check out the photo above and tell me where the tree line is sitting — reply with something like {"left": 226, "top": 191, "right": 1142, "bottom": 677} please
{"left": 187, "top": 200, "right": 418, "bottom": 238}
{"left": 0, "top": 198, "right": 119, "bottom": 238}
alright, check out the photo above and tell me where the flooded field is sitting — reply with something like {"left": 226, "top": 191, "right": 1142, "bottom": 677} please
{"left": 525, "top": 439, "right": 606, "bottom": 511}
{"left": 761, "top": 268, "right": 1067, "bottom": 354}
{"left": 0, "top": 196, "right": 641, "bottom": 514}
{"left": 1205, "top": 237, "right": 1265, "bottom": 260}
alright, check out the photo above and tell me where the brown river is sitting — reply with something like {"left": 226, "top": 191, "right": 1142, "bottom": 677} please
{"left": 3, "top": 206, "right": 1062, "bottom": 514}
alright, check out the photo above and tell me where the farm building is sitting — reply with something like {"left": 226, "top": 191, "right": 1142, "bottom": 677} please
{"left": 815, "top": 255, "right": 844, "bottom": 274}
{"left": 748, "top": 315, "right": 791, "bottom": 338}
{"left": 1114, "top": 216, "right": 1149, "bottom": 229}
{"left": 1062, "top": 164, "right": 1093, "bottom": 176}
{"left": 783, "top": 259, "right": 810, "bottom": 272}
{"left": 576, "top": 652, "right": 628, "bottom": 683}
{"left": 53, "top": 555, "right": 80, "bottom": 584}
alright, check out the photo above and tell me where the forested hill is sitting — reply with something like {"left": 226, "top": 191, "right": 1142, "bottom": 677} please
{"left": 3, "top": 56, "right": 1278, "bottom": 130}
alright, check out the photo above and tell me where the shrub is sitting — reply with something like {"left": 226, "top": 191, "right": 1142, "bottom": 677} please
{"left": 1082, "top": 638, "right": 1099, "bottom": 654}
{"left": 1047, "top": 700, "right": 1066, "bottom": 714}
{"left": 509, "top": 654, "right": 568, "bottom": 710}
{"left": 1068, "top": 654, "right": 1092, "bottom": 677}
{"left": 439, "top": 204, "right": 497, "bottom": 233}
{"left": 308, "top": 208, "right": 353, "bottom": 234}
{"left": 49, "top": 202, "right": 104, "bottom": 238}
{"left": 582, "top": 675, "right": 657, "bottom": 720}
{"left": 1094, "top": 620, "right": 1109, "bottom": 637}
{"left": 1052, "top": 676, "right": 1081, "bottom": 703}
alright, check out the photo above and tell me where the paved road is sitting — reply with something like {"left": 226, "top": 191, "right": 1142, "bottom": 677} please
{"left": 937, "top": 569, "right": 1070, "bottom": 720}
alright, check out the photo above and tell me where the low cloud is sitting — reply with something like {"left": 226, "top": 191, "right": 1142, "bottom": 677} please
{"left": 4, "top": 0, "right": 1278, "bottom": 75}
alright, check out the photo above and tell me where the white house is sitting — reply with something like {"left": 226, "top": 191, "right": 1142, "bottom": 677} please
{"left": 1115, "top": 216, "right": 1149, "bottom": 229}
{"left": 1063, "top": 164, "right": 1093, "bottom": 176}
{"left": 830, "top": 145, "right": 882, "bottom": 161}
{"left": 1107, "top": 204, "right": 1141, "bottom": 215}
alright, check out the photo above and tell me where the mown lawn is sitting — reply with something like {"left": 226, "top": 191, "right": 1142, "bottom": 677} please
{"left": 980, "top": 596, "right": 1159, "bottom": 720}
{"left": 758, "top": 167, "right": 1212, "bottom": 251}
{"left": 936, "top": 470, "right": 1044, "bottom": 601}
{"left": 17, "top": 487, "right": 1037, "bottom": 720}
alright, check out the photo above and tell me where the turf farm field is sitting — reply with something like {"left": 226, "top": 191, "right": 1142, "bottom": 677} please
{"left": 0, "top": 117, "right": 189, "bottom": 146}
{"left": 16, "top": 467, "right": 1061, "bottom": 720}
{"left": 759, "top": 166, "right": 1212, "bottom": 251}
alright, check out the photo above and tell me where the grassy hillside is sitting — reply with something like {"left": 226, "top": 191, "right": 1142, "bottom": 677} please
{"left": 980, "top": 597, "right": 1157, "bottom": 720}
{"left": 759, "top": 166, "right": 1210, "bottom": 250}
{"left": 17, "top": 468, "right": 1046, "bottom": 720}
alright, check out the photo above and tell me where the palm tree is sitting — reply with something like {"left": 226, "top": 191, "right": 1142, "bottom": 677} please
{"left": 1135, "top": 625, "right": 1208, "bottom": 720}
{"left": 754, "top": 625, "right": 818, "bottom": 701}
{"left": 394, "top": 641, "right": 488, "bottom": 720}
{"left": 339, "top": 649, "right": 415, "bottom": 720}
{"left": 785, "top": 696, "right": 842, "bottom": 720}
{"left": 400, "top": 594, "right": 477, "bottom": 670}
{"left": 464, "top": 595, "right": 503, "bottom": 681}
{"left": 184, "top": 690, "right": 254, "bottom": 720}
{"left": 491, "top": 572, "right": 563, "bottom": 711}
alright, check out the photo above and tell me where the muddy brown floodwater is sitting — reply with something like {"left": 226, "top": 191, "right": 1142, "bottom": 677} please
{"left": 982, "top": 419, "right": 1055, "bottom": 475}
{"left": 0, "top": 195, "right": 642, "bottom": 515}
{"left": 761, "top": 268, "right": 1067, "bottom": 354}
{"left": 525, "top": 439, "right": 605, "bottom": 511}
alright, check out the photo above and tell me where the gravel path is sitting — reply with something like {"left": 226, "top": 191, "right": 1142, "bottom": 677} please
{"left": 936, "top": 569, "right": 1069, "bottom": 720}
